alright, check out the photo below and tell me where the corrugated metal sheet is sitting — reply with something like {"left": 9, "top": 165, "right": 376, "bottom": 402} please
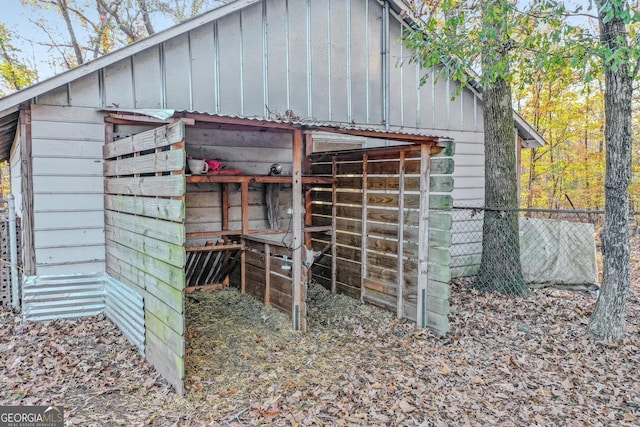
{"left": 105, "top": 276, "right": 145, "bottom": 355}
{"left": 22, "top": 272, "right": 105, "bottom": 322}
{"left": 102, "top": 108, "right": 451, "bottom": 140}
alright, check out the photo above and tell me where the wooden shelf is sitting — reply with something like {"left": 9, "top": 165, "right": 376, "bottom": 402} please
{"left": 185, "top": 174, "right": 333, "bottom": 184}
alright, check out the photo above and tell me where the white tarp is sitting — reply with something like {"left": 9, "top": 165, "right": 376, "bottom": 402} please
{"left": 519, "top": 217, "right": 599, "bottom": 288}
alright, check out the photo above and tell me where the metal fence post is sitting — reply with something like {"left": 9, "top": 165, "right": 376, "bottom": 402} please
{"left": 8, "top": 194, "right": 19, "bottom": 309}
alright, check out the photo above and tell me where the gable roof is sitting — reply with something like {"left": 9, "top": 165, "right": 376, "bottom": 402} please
{"left": 0, "top": 0, "right": 545, "bottom": 162}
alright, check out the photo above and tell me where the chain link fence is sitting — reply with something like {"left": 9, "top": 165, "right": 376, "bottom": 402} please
{"left": 449, "top": 207, "right": 638, "bottom": 294}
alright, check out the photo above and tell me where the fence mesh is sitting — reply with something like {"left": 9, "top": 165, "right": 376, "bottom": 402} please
{"left": 449, "top": 207, "right": 637, "bottom": 295}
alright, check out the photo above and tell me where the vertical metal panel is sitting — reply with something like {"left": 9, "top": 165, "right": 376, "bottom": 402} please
{"left": 163, "top": 34, "right": 192, "bottom": 109}
{"left": 448, "top": 81, "right": 464, "bottom": 130}
{"left": 132, "top": 47, "right": 163, "bottom": 109}
{"left": 22, "top": 273, "right": 105, "bottom": 322}
{"left": 34, "top": 85, "right": 69, "bottom": 106}
{"left": 388, "top": 17, "right": 403, "bottom": 126}
{"left": 463, "top": 89, "right": 476, "bottom": 132}
{"left": 190, "top": 24, "right": 217, "bottom": 112}
{"left": 218, "top": 12, "right": 243, "bottom": 114}
{"left": 434, "top": 69, "right": 448, "bottom": 129}
{"left": 401, "top": 27, "right": 418, "bottom": 128}
{"left": 367, "top": 0, "right": 383, "bottom": 124}
{"left": 287, "top": 0, "right": 310, "bottom": 117}
{"left": 68, "top": 72, "right": 101, "bottom": 107}
{"left": 214, "top": 22, "right": 221, "bottom": 113}
{"left": 105, "top": 276, "right": 145, "bottom": 355}
{"left": 330, "top": 0, "right": 348, "bottom": 122}
{"left": 104, "top": 58, "right": 135, "bottom": 108}
{"left": 310, "top": 0, "right": 330, "bottom": 120}
{"left": 418, "top": 67, "right": 433, "bottom": 129}
{"left": 262, "top": 0, "right": 269, "bottom": 116}
{"left": 349, "top": 0, "right": 367, "bottom": 123}
{"left": 241, "top": 4, "right": 265, "bottom": 116}
{"left": 266, "top": 0, "right": 288, "bottom": 112}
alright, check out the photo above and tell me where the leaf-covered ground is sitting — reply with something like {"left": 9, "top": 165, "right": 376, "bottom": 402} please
{"left": 1, "top": 236, "right": 639, "bottom": 426}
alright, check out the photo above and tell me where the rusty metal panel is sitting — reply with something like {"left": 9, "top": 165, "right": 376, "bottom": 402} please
{"left": 22, "top": 273, "right": 105, "bottom": 322}
{"left": 105, "top": 276, "right": 145, "bottom": 355}
{"left": 189, "top": 24, "right": 217, "bottom": 113}
{"left": 240, "top": 3, "right": 265, "bottom": 116}
{"left": 132, "top": 47, "right": 163, "bottom": 109}
{"left": 164, "top": 34, "right": 192, "bottom": 109}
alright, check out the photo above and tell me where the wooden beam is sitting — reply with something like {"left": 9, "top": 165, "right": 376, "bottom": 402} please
{"left": 241, "top": 181, "right": 249, "bottom": 234}
{"left": 185, "top": 284, "right": 226, "bottom": 294}
{"left": 360, "top": 154, "right": 368, "bottom": 301}
{"left": 292, "top": 129, "right": 305, "bottom": 331}
{"left": 331, "top": 156, "right": 338, "bottom": 294}
{"left": 416, "top": 144, "right": 431, "bottom": 329}
{"left": 185, "top": 244, "right": 243, "bottom": 252}
{"left": 185, "top": 175, "right": 333, "bottom": 185}
{"left": 265, "top": 243, "right": 271, "bottom": 306}
{"left": 397, "top": 152, "right": 406, "bottom": 320}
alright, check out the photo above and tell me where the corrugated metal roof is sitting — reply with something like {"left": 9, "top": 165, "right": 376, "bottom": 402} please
{"left": 105, "top": 108, "right": 451, "bottom": 142}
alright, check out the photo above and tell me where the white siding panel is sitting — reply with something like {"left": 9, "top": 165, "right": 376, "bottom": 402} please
{"left": 36, "top": 85, "right": 68, "bottom": 106}
{"left": 10, "top": 131, "right": 22, "bottom": 217}
{"left": 104, "top": 58, "right": 135, "bottom": 109}
{"left": 68, "top": 72, "right": 101, "bottom": 107}
{"left": 287, "top": 0, "right": 310, "bottom": 117}
{"left": 31, "top": 139, "right": 103, "bottom": 159}
{"left": 31, "top": 121, "right": 104, "bottom": 141}
{"left": 36, "top": 245, "right": 105, "bottom": 265}
{"left": 37, "top": 262, "right": 106, "bottom": 276}
{"left": 35, "top": 211, "right": 104, "bottom": 231}
{"left": 329, "top": 0, "right": 349, "bottom": 122}
{"left": 190, "top": 24, "right": 217, "bottom": 112}
{"left": 266, "top": 0, "right": 288, "bottom": 112}
{"left": 388, "top": 18, "right": 403, "bottom": 126}
{"left": 133, "top": 47, "right": 163, "bottom": 109}
{"left": 310, "top": 0, "right": 330, "bottom": 120}
{"left": 350, "top": 0, "right": 368, "bottom": 123}
{"left": 34, "top": 194, "right": 104, "bottom": 212}
{"left": 164, "top": 34, "right": 192, "bottom": 109}
{"left": 240, "top": 4, "right": 265, "bottom": 116}
{"left": 32, "top": 158, "right": 103, "bottom": 176}
{"left": 33, "top": 176, "right": 103, "bottom": 193}
{"left": 217, "top": 12, "right": 243, "bottom": 114}
{"left": 35, "top": 229, "right": 105, "bottom": 249}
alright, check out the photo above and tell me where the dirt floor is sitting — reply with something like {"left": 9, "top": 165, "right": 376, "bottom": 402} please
{"left": 1, "top": 236, "right": 640, "bottom": 426}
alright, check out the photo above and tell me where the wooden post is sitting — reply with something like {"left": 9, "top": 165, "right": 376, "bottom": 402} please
{"left": 222, "top": 183, "right": 229, "bottom": 231}
{"left": 360, "top": 154, "right": 368, "bottom": 301}
{"left": 417, "top": 144, "right": 431, "bottom": 328}
{"left": 303, "top": 133, "right": 314, "bottom": 261}
{"left": 241, "top": 237, "right": 246, "bottom": 294}
{"left": 331, "top": 156, "right": 338, "bottom": 294}
{"left": 241, "top": 181, "right": 249, "bottom": 234}
{"left": 291, "top": 130, "right": 305, "bottom": 331}
{"left": 264, "top": 243, "right": 271, "bottom": 305}
{"left": 396, "top": 152, "right": 406, "bottom": 319}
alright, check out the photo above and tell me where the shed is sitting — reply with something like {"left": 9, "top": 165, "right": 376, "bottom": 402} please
{"left": 0, "top": 0, "right": 542, "bottom": 393}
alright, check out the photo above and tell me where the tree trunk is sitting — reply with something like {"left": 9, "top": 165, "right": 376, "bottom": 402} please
{"left": 57, "top": 0, "right": 84, "bottom": 65}
{"left": 588, "top": 3, "right": 633, "bottom": 341}
{"left": 476, "top": 0, "right": 526, "bottom": 295}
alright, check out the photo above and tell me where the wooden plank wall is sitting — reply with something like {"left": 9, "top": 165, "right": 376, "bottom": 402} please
{"left": 103, "top": 121, "right": 187, "bottom": 394}
{"left": 310, "top": 143, "right": 454, "bottom": 335}
{"left": 184, "top": 127, "right": 294, "bottom": 238}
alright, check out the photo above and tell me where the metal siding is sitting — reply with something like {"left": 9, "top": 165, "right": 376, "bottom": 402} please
{"left": 218, "top": 12, "right": 243, "bottom": 114}
{"left": 68, "top": 72, "right": 101, "bottom": 107}
{"left": 189, "top": 24, "right": 217, "bottom": 112}
{"left": 34, "top": 211, "right": 104, "bottom": 231}
{"left": 329, "top": 0, "right": 349, "bottom": 122}
{"left": 400, "top": 28, "right": 418, "bottom": 128}
{"left": 33, "top": 175, "right": 103, "bottom": 193}
{"left": 266, "top": 0, "right": 289, "bottom": 112}
{"left": 241, "top": 4, "right": 265, "bottom": 116}
{"left": 448, "top": 80, "right": 463, "bottom": 130}
{"left": 105, "top": 276, "right": 145, "bottom": 355}
{"left": 367, "top": 0, "right": 383, "bottom": 124}
{"left": 133, "top": 47, "right": 163, "bottom": 109}
{"left": 462, "top": 88, "right": 477, "bottom": 131}
{"left": 164, "top": 34, "right": 192, "bottom": 109}
{"left": 104, "top": 58, "right": 135, "bottom": 108}
{"left": 32, "top": 158, "right": 102, "bottom": 176}
{"left": 418, "top": 67, "right": 434, "bottom": 128}
{"left": 310, "top": 0, "right": 330, "bottom": 120}
{"left": 35, "top": 85, "right": 68, "bottom": 106}
{"left": 22, "top": 273, "right": 105, "bottom": 322}
{"left": 10, "top": 136, "right": 22, "bottom": 218}
{"left": 350, "top": 0, "right": 368, "bottom": 123}
{"left": 433, "top": 70, "right": 447, "bottom": 129}
{"left": 32, "top": 138, "right": 103, "bottom": 158}
{"left": 287, "top": 0, "right": 310, "bottom": 118}
{"left": 35, "top": 229, "right": 105, "bottom": 249}
{"left": 388, "top": 18, "right": 403, "bottom": 126}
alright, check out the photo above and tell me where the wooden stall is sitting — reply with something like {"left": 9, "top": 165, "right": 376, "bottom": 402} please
{"left": 103, "top": 111, "right": 451, "bottom": 393}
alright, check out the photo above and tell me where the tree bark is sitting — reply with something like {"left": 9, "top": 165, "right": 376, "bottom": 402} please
{"left": 588, "top": 2, "right": 633, "bottom": 341}
{"left": 57, "top": 0, "right": 84, "bottom": 65}
{"left": 475, "top": 0, "right": 526, "bottom": 295}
